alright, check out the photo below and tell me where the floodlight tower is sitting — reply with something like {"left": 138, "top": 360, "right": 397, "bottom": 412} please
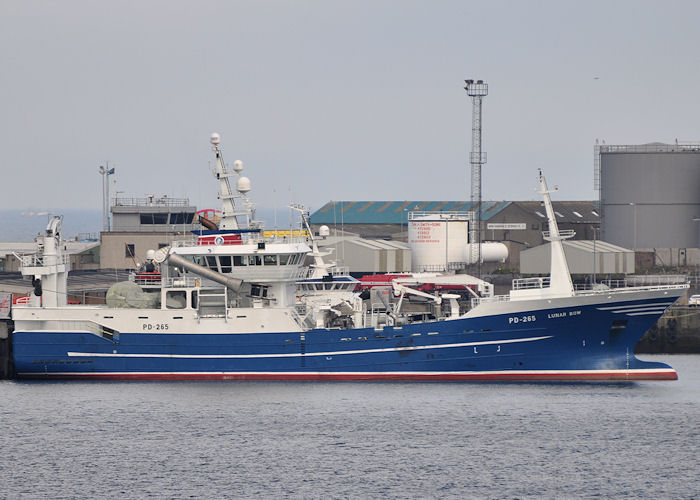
{"left": 464, "top": 79, "right": 488, "bottom": 277}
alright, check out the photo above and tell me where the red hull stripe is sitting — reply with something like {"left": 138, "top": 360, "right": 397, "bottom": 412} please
{"left": 17, "top": 370, "right": 678, "bottom": 381}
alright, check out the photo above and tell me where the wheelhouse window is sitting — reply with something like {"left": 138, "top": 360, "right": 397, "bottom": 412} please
{"left": 248, "top": 255, "right": 262, "bottom": 266}
{"left": 263, "top": 255, "right": 278, "bottom": 266}
{"left": 250, "top": 284, "right": 269, "bottom": 298}
{"left": 279, "top": 254, "right": 290, "bottom": 265}
{"left": 220, "top": 256, "right": 232, "bottom": 273}
{"left": 233, "top": 255, "right": 246, "bottom": 266}
{"left": 206, "top": 256, "right": 218, "bottom": 270}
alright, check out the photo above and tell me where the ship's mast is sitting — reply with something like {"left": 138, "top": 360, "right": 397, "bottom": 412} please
{"left": 210, "top": 133, "right": 253, "bottom": 230}
{"left": 290, "top": 204, "right": 334, "bottom": 279}
{"left": 537, "top": 170, "right": 574, "bottom": 296}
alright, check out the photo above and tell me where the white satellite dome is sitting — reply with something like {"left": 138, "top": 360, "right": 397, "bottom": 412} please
{"left": 146, "top": 249, "right": 156, "bottom": 260}
{"left": 236, "top": 176, "right": 251, "bottom": 193}
{"left": 233, "top": 160, "right": 243, "bottom": 173}
{"left": 319, "top": 225, "right": 330, "bottom": 237}
{"left": 210, "top": 133, "right": 221, "bottom": 145}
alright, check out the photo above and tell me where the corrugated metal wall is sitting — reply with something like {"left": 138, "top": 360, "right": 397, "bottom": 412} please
{"left": 601, "top": 150, "right": 700, "bottom": 249}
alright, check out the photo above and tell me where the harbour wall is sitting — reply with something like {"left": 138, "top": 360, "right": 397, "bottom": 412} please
{"left": 635, "top": 306, "right": 700, "bottom": 354}
{"left": 0, "top": 321, "right": 11, "bottom": 379}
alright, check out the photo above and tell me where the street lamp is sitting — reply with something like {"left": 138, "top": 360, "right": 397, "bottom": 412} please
{"left": 99, "top": 164, "right": 115, "bottom": 232}
{"left": 403, "top": 208, "right": 409, "bottom": 242}
{"left": 693, "top": 217, "right": 700, "bottom": 286}
{"left": 592, "top": 225, "right": 599, "bottom": 285}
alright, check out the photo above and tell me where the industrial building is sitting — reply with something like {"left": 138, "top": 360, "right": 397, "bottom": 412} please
{"left": 521, "top": 240, "right": 634, "bottom": 275}
{"left": 597, "top": 142, "right": 700, "bottom": 258}
{"left": 310, "top": 200, "right": 601, "bottom": 270}
{"left": 100, "top": 195, "right": 199, "bottom": 269}
{"left": 316, "top": 237, "right": 410, "bottom": 275}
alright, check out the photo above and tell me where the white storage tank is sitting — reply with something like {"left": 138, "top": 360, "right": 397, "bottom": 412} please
{"left": 409, "top": 212, "right": 469, "bottom": 271}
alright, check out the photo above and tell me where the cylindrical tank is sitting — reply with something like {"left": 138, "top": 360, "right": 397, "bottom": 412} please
{"left": 600, "top": 146, "right": 700, "bottom": 249}
{"left": 465, "top": 242, "right": 508, "bottom": 263}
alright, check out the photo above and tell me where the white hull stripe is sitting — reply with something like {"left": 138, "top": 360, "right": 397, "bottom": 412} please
{"left": 626, "top": 310, "right": 670, "bottom": 316}
{"left": 596, "top": 302, "right": 674, "bottom": 311}
{"left": 67, "top": 335, "right": 553, "bottom": 359}
{"left": 22, "top": 368, "right": 677, "bottom": 376}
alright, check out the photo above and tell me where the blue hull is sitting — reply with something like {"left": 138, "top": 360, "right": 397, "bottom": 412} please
{"left": 12, "top": 297, "right": 678, "bottom": 380}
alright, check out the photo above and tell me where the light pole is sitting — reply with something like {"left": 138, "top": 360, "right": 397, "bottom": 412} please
{"left": 403, "top": 208, "right": 409, "bottom": 242}
{"left": 592, "top": 225, "right": 598, "bottom": 285}
{"left": 629, "top": 202, "right": 637, "bottom": 249}
{"left": 693, "top": 217, "right": 700, "bottom": 286}
{"left": 99, "top": 164, "right": 115, "bottom": 232}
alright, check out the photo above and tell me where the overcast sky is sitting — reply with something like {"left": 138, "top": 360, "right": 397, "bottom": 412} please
{"left": 2, "top": 0, "right": 700, "bottom": 215}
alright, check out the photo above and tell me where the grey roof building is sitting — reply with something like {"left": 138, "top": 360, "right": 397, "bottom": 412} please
{"left": 310, "top": 200, "right": 601, "bottom": 270}
{"left": 521, "top": 240, "right": 634, "bottom": 275}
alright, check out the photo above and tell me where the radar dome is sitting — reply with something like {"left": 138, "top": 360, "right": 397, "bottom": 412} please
{"left": 236, "top": 177, "right": 251, "bottom": 193}
{"left": 233, "top": 160, "right": 244, "bottom": 173}
{"left": 146, "top": 249, "right": 156, "bottom": 260}
{"left": 210, "top": 133, "right": 221, "bottom": 145}
{"left": 319, "top": 225, "right": 330, "bottom": 237}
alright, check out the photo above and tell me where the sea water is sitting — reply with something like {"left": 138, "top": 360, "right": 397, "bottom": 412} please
{"left": 1, "top": 355, "right": 698, "bottom": 499}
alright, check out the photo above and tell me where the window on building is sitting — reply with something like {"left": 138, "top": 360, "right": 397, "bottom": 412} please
{"left": 591, "top": 210, "right": 599, "bottom": 217}
{"left": 169, "top": 212, "right": 195, "bottom": 224}
{"left": 555, "top": 211, "right": 564, "bottom": 218}
{"left": 125, "top": 244, "right": 135, "bottom": 258}
{"left": 140, "top": 213, "right": 169, "bottom": 224}
{"left": 535, "top": 211, "right": 546, "bottom": 218}
{"left": 158, "top": 243, "right": 168, "bottom": 248}
{"left": 573, "top": 211, "right": 583, "bottom": 218}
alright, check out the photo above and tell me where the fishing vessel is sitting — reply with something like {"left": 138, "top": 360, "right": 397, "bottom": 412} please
{"left": 10, "top": 134, "right": 688, "bottom": 380}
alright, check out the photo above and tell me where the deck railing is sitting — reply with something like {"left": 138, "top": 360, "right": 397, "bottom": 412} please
{"left": 13, "top": 253, "right": 70, "bottom": 267}
{"left": 512, "top": 277, "right": 550, "bottom": 290}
